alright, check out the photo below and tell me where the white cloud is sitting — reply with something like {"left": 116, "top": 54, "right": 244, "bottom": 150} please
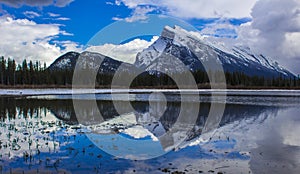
{"left": 200, "top": 20, "right": 238, "bottom": 38}
{"left": 54, "top": 0, "right": 73, "bottom": 7}
{"left": 113, "top": 5, "right": 156, "bottom": 22}
{"left": 125, "top": 6, "right": 156, "bottom": 22}
{"left": 115, "top": 0, "right": 300, "bottom": 74}
{"left": 86, "top": 36, "right": 158, "bottom": 63}
{"left": 115, "top": 0, "right": 122, "bottom": 6}
{"left": 60, "top": 30, "right": 73, "bottom": 36}
{"left": 112, "top": 17, "right": 123, "bottom": 21}
{"left": 117, "top": 0, "right": 258, "bottom": 18}
{"left": 45, "top": 12, "right": 70, "bottom": 21}
{"left": 55, "top": 17, "right": 70, "bottom": 21}
{"left": 236, "top": 0, "right": 300, "bottom": 74}
{"left": 23, "top": 11, "right": 40, "bottom": 18}
{"left": 283, "top": 33, "right": 300, "bottom": 59}
{"left": 48, "top": 12, "right": 60, "bottom": 17}
{"left": 0, "top": 16, "right": 82, "bottom": 66}
{"left": 0, "top": 0, "right": 73, "bottom": 7}
{"left": 175, "top": 0, "right": 300, "bottom": 74}
{"left": 106, "top": 1, "right": 114, "bottom": 5}
{"left": 59, "top": 40, "right": 83, "bottom": 51}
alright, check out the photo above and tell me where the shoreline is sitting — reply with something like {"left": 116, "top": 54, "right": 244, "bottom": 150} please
{"left": 1, "top": 83, "right": 300, "bottom": 90}
{"left": 1, "top": 88, "right": 300, "bottom": 97}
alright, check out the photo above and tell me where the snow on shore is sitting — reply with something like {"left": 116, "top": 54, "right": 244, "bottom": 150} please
{"left": 0, "top": 88, "right": 300, "bottom": 96}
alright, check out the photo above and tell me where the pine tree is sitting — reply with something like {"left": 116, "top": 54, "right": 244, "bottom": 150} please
{"left": 7, "top": 58, "right": 12, "bottom": 85}
{"left": 22, "top": 59, "right": 28, "bottom": 84}
{"left": 12, "top": 59, "right": 16, "bottom": 86}
{"left": 0, "top": 56, "right": 5, "bottom": 85}
{"left": 29, "top": 60, "right": 34, "bottom": 84}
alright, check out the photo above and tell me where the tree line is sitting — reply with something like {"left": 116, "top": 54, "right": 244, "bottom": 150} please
{"left": 130, "top": 70, "right": 300, "bottom": 88}
{"left": 0, "top": 56, "right": 299, "bottom": 88}
{"left": 0, "top": 56, "right": 72, "bottom": 86}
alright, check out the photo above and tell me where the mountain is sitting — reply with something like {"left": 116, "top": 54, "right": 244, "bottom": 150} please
{"left": 46, "top": 95, "right": 279, "bottom": 151}
{"left": 48, "top": 26, "right": 295, "bottom": 80}
{"left": 48, "top": 51, "right": 138, "bottom": 74}
{"left": 135, "top": 26, "right": 295, "bottom": 78}
{"left": 48, "top": 51, "right": 80, "bottom": 71}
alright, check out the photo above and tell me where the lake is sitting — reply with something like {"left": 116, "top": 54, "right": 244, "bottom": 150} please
{"left": 0, "top": 90, "right": 300, "bottom": 173}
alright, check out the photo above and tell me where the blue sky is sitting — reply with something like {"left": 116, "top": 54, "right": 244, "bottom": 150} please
{"left": 0, "top": 0, "right": 299, "bottom": 73}
{"left": 1, "top": 1, "right": 132, "bottom": 44}
{"left": 1, "top": 0, "right": 250, "bottom": 44}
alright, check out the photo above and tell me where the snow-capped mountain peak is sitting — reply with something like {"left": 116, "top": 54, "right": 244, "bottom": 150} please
{"left": 49, "top": 26, "right": 294, "bottom": 79}
{"left": 135, "top": 25, "right": 295, "bottom": 78}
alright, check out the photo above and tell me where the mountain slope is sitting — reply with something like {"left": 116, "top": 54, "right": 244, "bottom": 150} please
{"left": 135, "top": 26, "right": 295, "bottom": 78}
{"left": 48, "top": 51, "right": 138, "bottom": 74}
{"left": 48, "top": 51, "right": 80, "bottom": 71}
{"left": 49, "top": 26, "right": 295, "bottom": 80}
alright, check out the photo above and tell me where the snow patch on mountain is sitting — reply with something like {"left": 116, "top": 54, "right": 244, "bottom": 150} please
{"left": 56, "top": 58, "right": 71, "bottom": 68}
{"left": 48, "top": 51, "right": 79, "bottom": 70}
{"left": 135, "top": 25, "right": 294, "bottom": 77}
{"left": 122, "top": 125, "right": 159, "bottom": 141}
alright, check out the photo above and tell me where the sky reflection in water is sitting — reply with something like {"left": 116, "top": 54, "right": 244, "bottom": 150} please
{"left": 0, "top": 93, "right": 299, "bottom": 173}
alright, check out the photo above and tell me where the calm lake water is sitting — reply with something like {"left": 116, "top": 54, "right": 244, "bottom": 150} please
{"left": 0, "top": 91, "right": 300, "bottom": 173}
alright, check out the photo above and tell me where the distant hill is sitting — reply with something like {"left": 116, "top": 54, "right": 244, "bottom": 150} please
{"left": 48, "top": 51, "right": 137, "bottom": 74}
{"left": 48, "top": 51, "right": 80, "bottom": 71}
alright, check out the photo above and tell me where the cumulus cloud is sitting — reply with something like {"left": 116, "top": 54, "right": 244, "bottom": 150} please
{"left": 236, "top": 0, "right": 300, "bottom": 74}
{"left": 116, "top": 0, "right": 258, "bottom": 19}
{"left": 59, "top": 40, "right": 82, "bottom": 51}
{"left": 115, "top": 0, "right": 300, "bottom": 73}
{"left": 0, "top": 0, "right": 73, "bottom": 7}
{"left": 172, "top": 0, "right": 300, "bottom": 74}
{"left": 0, "top": 16, "right": 82, "bottom": 66}
{"left": 86, "top": 36, "right": 158, "bottom": 63}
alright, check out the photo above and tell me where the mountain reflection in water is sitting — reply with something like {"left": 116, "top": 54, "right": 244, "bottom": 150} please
{"left": 0, "top": 93, "right": 299, "bottom": 173}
